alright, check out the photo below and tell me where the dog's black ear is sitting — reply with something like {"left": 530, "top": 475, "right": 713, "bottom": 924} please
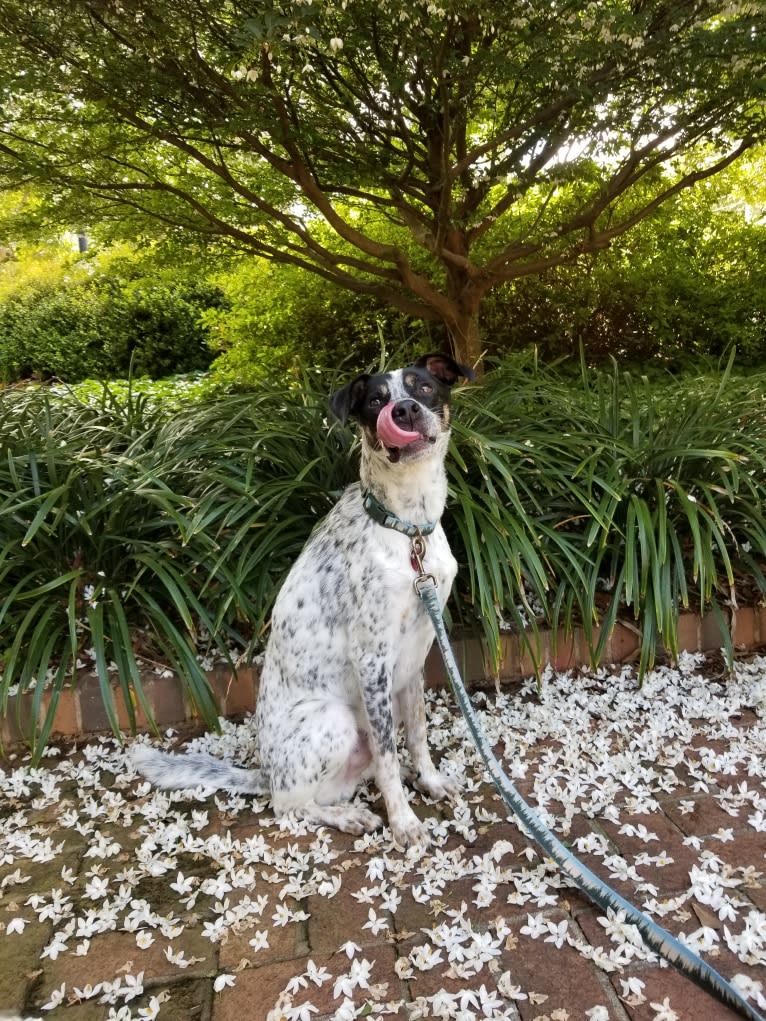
{"left": 330, "top": 373, "right": 370, "bottom": 423}
{"left": 416, "top": 352, "right": 476, "bottom": 386}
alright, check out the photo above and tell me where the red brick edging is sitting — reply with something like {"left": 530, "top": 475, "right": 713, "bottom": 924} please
{"left": 2, "top": 607, "right": 764, "bottom": 751}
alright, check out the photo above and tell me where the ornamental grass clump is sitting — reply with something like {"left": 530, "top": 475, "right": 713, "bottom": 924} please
{"left": 2, "top": 355, "right": 766, "bottom": 758}
{"left": 450, "top": 353, "right": 766, "bottom": 674}
{"left": 0, "top": 377, "right": 356, "bottom": 759}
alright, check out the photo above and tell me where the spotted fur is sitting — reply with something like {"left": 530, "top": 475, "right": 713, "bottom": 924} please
{"left": 132, "top": 353, "right": 473, "bottom": 847}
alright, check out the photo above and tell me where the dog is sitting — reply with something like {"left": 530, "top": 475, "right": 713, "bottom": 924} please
{"left": 132, "top": 352, "right": 473, "bottom": 848}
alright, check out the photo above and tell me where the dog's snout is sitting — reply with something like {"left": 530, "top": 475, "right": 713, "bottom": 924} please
{"left": 391, "top": 400, "right": 422, "bottom": 431}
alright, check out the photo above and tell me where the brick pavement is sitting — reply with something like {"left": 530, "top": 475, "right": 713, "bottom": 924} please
{"left": 1, "top": 663, "right": 765, "bottom": 1021}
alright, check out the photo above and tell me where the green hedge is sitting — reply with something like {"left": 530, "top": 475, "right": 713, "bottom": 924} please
{"left": 0, "top": 249, "right": 228, "bottom": 382}
{"left": 2, "top": 356, "right": 765, "bottom": 758}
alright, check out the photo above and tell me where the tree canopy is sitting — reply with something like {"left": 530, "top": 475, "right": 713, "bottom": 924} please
{"left": 0, "top": 0, "right": 764, "bottom": 364}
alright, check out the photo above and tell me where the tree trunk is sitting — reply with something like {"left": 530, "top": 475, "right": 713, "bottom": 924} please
{"left": 446, "top": 305, "right": 483, "bottom": 372}
{"left": 442, "top": 252, "right": 485, "bottom": 371}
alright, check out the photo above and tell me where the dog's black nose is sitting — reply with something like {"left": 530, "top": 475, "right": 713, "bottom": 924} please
{"left": 391, "top": 400, "right": 423, "bottom": 432}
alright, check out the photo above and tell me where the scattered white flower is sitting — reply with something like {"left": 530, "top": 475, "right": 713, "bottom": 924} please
{"left": 40, "top": 933, "right": 69, "bottom": 961}
{"left": 165, "top": 946, "right": 203, "bottom": 969}
{"left": 339, "top": 940, "right": 361, "bottom": 959}
{"left": 40, "top": 982, "right": 67, "bottom": 1011}
{"left": 409, "top": 942, "right": 443, "bottom": 971}
{"left": 121, "top": 972, "right": 145, "bottom": 1003}
{"left": 619, "top": 976, "right": 646, "bottom": 1004}
{"left": 73, "top": 982, "right": 103, "bottom": 1001}
{"left": 731, "top": 974, "right": 766, "bottom": 1010}
{"left": 170, "top": 872, "right": 195, "bottom": 895}
{"left": 213, "top": 973, "right": 236, "bottom": 992}
{"left": 249, "top": 930, "right": 270, "bottom": 952}
{"left": 3, "top": 660, "right": 766, "bottom": 1021}
{"left": 712, "top": 827, "right": 735, "bottom": 842}
{"left": 650, "top": 997, "right": 679, "bottom": 1020}
{"left": 544, "top": 918, "right": 569, "bottom": 948}
{"left": 520, "top": 912, "right": 548, "bottom": 939}
{"left": 362, "top": 907, "right": 389, "bottom": 936}
{"left": 395, "top": 956, "right": 414, "bottom": 980}
{"left": 137, "top": 996, "right": 162, "bottom": 1020}
{"left": 497, "top": 971, "right": 527, "bottom": 1000}
{"left": 285, "top": 1004, "right": 318, "bottom": 1021}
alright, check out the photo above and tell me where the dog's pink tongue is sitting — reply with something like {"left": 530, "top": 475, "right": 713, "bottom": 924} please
{"left": 377, "top": 402, "right": 421, "bottom": 448}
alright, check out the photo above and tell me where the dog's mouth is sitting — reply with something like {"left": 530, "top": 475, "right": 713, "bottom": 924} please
{"left": 385, "top": 436, "right": 437, "bottom": 463}
{"left": 375, "top": 404, "right": 437, "bottom": 463}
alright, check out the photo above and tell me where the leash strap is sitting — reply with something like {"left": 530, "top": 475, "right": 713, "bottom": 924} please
{"left": 415, "top": 573, "right": 764, "bottom": 1021}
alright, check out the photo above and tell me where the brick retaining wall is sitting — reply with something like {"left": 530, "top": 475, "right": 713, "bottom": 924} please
{"left": 2, "top": 606, "right": 765, "bottom": 751}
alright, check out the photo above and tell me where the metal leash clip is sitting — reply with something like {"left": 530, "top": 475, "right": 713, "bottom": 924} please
{"left": 410, "top": 531, "right": 437, "bottom": 593}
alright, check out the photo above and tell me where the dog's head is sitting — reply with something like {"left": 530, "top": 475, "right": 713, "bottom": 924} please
{"left": 331, "top": 353, "right": 474, "bottom": 464}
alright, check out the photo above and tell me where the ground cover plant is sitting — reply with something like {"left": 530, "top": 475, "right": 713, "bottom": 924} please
{"left": 0, "top": 374, "right": 355, "bottom": 758}
{"left": 2, "top": 356, "right": 766, "bottom": 756}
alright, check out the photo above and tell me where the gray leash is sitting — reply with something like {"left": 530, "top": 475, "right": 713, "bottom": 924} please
{"left": 412, "top": 569, "right": 764, "bottom": 1021}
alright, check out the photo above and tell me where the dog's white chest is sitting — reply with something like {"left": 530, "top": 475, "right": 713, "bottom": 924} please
{"left": 368, "top": 524, "right": 456, "bottom": 595}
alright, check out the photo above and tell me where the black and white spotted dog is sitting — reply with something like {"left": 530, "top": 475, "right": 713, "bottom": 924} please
{"left": 133, "top": 353, "right": 473, "bottom": 848}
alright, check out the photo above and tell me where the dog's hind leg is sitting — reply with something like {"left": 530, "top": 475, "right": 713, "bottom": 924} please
{"left": 262, "top": 699, "right": 383, "bottom": 835}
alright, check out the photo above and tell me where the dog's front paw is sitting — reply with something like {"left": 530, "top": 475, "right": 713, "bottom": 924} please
{"left": 389, "top": 808, "right": 430, "bottom": 851}
{"left": 338, "top": 806, "right": 384, "bottom": 835}
{"left": 414, "top": 769, "right": 460, "bottom": 802}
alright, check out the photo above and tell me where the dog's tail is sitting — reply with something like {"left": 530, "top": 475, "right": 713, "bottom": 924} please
{"left": 131, "top": 745, "right": 269, "bottom": 795}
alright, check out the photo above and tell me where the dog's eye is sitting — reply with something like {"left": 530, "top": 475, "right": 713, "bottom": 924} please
{"left": 419, "top": 383, "right": 433, "bottom": 394}
{"left": 369, "top": 396, "right": 383, "bottom": 408}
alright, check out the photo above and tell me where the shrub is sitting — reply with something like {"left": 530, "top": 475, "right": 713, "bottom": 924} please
{"left": 204, "top": 257, "right": 439, "bottom": 385}
{"left": 477, "top": 204, "right": 766, "bottom": 366}
{"left": 0, "top": 286, "right": 107, "bottom": 381}
{"left": 99, "top": 280, "right": 229, "bottom": 379}
{"left": 0, "top": 246, "right": 228, "bottom": 382}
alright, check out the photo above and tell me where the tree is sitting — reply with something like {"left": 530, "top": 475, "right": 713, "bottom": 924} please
{"left": 0, "top": 1, "right": 764, "bottom": 366}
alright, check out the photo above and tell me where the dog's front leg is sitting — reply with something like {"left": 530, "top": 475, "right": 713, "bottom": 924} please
{"left": 398, "top": 680, "right": 460, "bottom": 802}
{"left": 358, "top": 652, "right": 429, "bottom": 849}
